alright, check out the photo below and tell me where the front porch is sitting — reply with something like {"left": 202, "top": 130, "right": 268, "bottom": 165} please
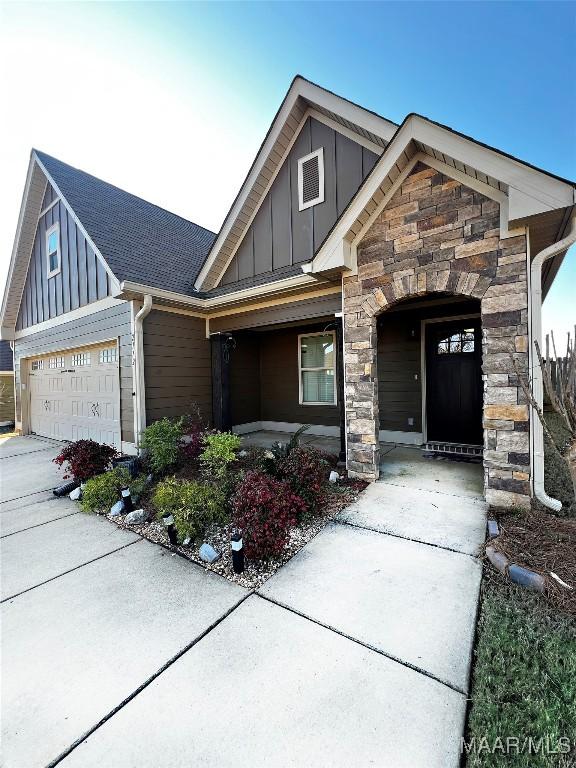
{"left": 240, "top": 428, "right": 484, "bottom": 498}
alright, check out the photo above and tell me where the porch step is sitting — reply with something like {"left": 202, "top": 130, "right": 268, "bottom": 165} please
{"left": 422, "top": 442, "right": 483, "bottom": 460}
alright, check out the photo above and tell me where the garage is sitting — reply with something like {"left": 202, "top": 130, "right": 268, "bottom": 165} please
{"left": 28, "top": 341, "right": 121, "bottom": 449}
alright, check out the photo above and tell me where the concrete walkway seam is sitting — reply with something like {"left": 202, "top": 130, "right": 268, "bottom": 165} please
{"left": 0, "top": 445, "right": 59, "bottom": 460}
{"left": 256, "top": 592, "right": 468, "bottom": 697}
{"left": 376, "top": 479, "right": 486, "bottom": 503}
{"left": 335, "top": 518, "right": 479, "bottom": 560}
{"left": 1, "top": 539, "right": 142, "bottom": 604}
{"left": 1, "top": 512, "right": 79, "bottom": 539}
{"left": 45, "top": 590, "right": 254, "bottom": 768}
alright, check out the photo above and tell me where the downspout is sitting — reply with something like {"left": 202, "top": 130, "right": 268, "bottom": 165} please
{"left": 530, "top": 212, "right": 576, "bottom": 511}
{"left": 133, "top": 295, "right": 153, "bottom": 451}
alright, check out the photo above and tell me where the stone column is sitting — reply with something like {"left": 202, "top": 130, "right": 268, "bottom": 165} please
{"left": 343, "top": 307, "right": 380, "bottom": 480}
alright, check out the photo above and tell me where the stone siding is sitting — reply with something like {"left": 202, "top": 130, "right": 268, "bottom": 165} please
{"left": 343, "top": 161, "right": 530, "bottom": 509}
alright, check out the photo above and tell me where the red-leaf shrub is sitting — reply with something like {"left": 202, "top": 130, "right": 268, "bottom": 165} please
{"left": 232, "top": 471, "right": 305, "bottom": 560}
{"left": 278, "top": 446, "right": 329, "bottom": 518}
{"left": 179, "top": 422, "right": 204, "bottom": 463}
{"left": 53, "top": 440, "right": 118, "bottom": 482}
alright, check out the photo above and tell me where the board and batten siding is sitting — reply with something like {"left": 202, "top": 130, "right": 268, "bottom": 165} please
{"left": 13, "top": 301, "right": 134, "bottom": 442}
{"left": 16, "top": 183, "right": 112, "bottom": 331}
{"left": 219, "top": 117, "right": 378, "bottom": 287}
{"left": 143, "top": 310, "right": 212, "bottom": 425}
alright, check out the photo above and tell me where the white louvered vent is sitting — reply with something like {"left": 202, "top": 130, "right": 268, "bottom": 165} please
{"left": 298, "top": 148, "right": 325, "bottom": 211}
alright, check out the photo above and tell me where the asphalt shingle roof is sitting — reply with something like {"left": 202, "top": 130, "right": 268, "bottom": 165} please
{"left": 34, "top": 151, "right": 216, "bottom": 296}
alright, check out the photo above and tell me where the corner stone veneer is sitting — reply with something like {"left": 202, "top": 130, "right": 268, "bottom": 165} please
{"left": 343, "top": 161, "right": 531, "bottom": 510}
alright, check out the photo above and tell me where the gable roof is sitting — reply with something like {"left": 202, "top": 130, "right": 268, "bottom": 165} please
{"left": 34, "top": 151, "right": 216, "bottom": 295}
{"left": 194, "top": 75, "right": 399, "bottom": 290}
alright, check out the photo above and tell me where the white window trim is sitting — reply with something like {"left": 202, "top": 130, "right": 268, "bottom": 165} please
{"left": 46, "top": 222, "right": 61, "bottom": 279}
{"left": 298, "top": 330, "right": 337, "bottom": 406}
{"left": 298, "top": 147, "right": 325, "bottom": 211}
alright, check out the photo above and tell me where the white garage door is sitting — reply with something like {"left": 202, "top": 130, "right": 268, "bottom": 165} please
{"left": 28, "top": 342, "right": 121, "bottom": 449}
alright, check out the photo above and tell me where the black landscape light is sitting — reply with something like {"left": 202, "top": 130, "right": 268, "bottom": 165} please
{"left": 231, "top": 533, "right": 244, "bottom": 574}
{"left": 162, "top": 513, "right": 178, "bottom": 545}
{"left": 121, "top": 487, "right": 134, "bottom": 513}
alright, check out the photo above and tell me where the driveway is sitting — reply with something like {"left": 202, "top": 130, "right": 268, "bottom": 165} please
{"left": 1, "top": 435, "right": 484, "bottom": 767}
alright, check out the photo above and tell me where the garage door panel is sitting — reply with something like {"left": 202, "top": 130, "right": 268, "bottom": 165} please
{"left": 28, "top": 342, "right": 121, "bottom": 450}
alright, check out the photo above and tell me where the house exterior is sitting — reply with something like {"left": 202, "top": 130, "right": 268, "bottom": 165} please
{"left": 0, "top": 340, "right": 15, "bottom": 426}
{"left": 1, "top": 77, "right": 575, "bottom": 510}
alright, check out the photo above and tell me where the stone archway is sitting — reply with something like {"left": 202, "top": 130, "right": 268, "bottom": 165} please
{"left": 344, "top": 269, "right": 488, "bottom": 481}
{"left": 342, "top": 160, "right": 531, "bottom": 509}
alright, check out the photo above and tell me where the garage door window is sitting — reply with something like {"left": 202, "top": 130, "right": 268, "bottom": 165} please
{"left": 48, "top": 356, "right": 65, "bottom": 369}
{"left": 72, "top": 352, "right": 91, "bottom": 366}
{"left": 31, "top": 360, "right": 44, "bottom": 371}
{"left": 99, "top": 347, "right": 117, "bottom": 363}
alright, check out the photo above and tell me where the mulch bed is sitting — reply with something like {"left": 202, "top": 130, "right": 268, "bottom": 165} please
{"left": 489, "top": 508, "right": 576, "bottom": 615}
{"left": 107, "top": 479, "right": 367, "bottom": 590}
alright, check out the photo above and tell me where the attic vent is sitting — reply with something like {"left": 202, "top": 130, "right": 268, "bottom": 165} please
{"left": 298, "top": 148, "right": 325, "bottom": 211}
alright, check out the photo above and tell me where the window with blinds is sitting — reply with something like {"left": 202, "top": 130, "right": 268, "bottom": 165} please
{"left": 299, "top": 332, "right": 336, "bottom": 405}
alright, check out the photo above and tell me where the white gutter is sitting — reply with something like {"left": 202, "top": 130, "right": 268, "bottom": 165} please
{"left": 133, "top": 295, "right": 153, "bottom": 451}
{"left": 530, "top": 212, "right": 576, "bottom": 511}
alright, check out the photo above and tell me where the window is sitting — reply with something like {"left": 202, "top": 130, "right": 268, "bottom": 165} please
{"left": 299, "top": 332, "right": 336, "bottom": 405}
{"left": 31, "top": 359, "right": 44, "bottom": 371}
{"left": 437, "top": 328, "right": 475, "bottom": 355}
{"left": 298, "top": 148, "right": 325, "bottom": 210}
{"left": 72, "top": 352, "right": 91, "bottom": 366}
{"left": 46, "top": 223, "right": 61, "bottom": 278}
{"left": 99, "top": 347, "right": 117, "bottom": 364}
{"left": 48, "top": 356, "right": 64, "bottom": 369}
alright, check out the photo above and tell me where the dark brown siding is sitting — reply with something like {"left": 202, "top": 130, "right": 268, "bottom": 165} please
{"left": 14, "top": 301, "right": 133, "bottom": 441}
{"left": 220, "top": 118, "right": 379, "bottom": 286}
{"left": 259, "top": 327, "right": 339, "bottom": 427}
{"left": 16, "top": 185, "right": 112, "bottom": 330}
{"left": 228, "top": 325, "right": 339, "bottom": 428}
{"left": 210, "top": 291, "right": 342, "bottom": 333}
{"left": 143, "top": 310, "right": 211, "bottom": 425}
{"left": 377, "top": 300, "right": 480, "bottom": 433}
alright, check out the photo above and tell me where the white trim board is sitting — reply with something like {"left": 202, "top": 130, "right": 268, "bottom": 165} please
{"left": 13, "top": 297, "right": 126, "bottom": 340}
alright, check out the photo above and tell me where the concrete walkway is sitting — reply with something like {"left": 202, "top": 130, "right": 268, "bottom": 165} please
{"left": 1, "top": 435, "right": 485, "bottom": 768}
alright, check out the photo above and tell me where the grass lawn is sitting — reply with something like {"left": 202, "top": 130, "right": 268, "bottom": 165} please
{"left": 464, "top": 571, "right": 576, "bottom": 767}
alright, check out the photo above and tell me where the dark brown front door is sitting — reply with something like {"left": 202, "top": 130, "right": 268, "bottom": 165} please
{"left": 426, "top": 318, "right": 483, "bottom": 445}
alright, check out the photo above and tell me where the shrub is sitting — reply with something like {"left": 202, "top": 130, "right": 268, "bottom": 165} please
{"left": 232, "top": 471, "right": 306, "bottom": 560}
{"left": 270, "top": 424, "right": 310, "bottom": 461}
{"left": 80, "top": 468, "right": 132, "bottom": 514}
{"left": 152, "top": 476, "right": 226, "bottom": 542}
{"left": 180, "top": 421, "right": 205, "bottom": 464}
{"left": 179, "top": 408, "right": 207, "bottom": 464}
{"left": 200, "top": 431, "right": 241, "bottom": 480}
{"left": 278, "top": 446, "right": 329, "bottom": 518}
{"left": 141, "top": 417, "right": 184, "bottom": 475}
{"left": 234, "top": 446, "right": 277, "bottom": 476}
{"left": 53, "top": 439, "right": 118, "bottom": 482}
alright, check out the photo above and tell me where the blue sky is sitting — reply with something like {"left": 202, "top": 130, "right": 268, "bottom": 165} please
{"left": 1, "top": 1, "right": 575, "bottom": 343}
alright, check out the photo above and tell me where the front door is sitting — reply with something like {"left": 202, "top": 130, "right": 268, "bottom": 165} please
{"left": 425, "top": 318, "right": 482, "bottom": 445}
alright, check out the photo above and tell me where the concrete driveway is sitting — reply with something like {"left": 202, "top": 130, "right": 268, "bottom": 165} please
{"left": 1, "top": 435, "right": 483, "bottom": 768}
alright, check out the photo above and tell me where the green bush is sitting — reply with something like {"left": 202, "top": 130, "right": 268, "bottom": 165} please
{"left": 152, "top": 476, "right": 227, "bottom": 542}
{"left": 80, "top": 468, "right": 132, "bottom": 514}
{"left": 200, "top": 431, "right": 241, "bottom": 480}
{"left": 141, "top": 417, "right": 184, "bottom": 475}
